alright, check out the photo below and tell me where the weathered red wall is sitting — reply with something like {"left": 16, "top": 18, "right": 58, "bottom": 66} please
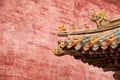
{"left": 0, "top": 0, "right": 120, "bottom": 80}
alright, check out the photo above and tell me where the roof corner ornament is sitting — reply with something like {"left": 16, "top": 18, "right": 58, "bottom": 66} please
{"left": 53, "top": 9, "right": 120, "bottom": 79}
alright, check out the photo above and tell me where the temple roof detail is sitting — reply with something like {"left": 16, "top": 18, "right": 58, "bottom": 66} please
{"left": 53, "top": 10, "right": 120, "bottom": 73}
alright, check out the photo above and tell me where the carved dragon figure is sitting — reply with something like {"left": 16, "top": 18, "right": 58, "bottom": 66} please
{"left": 90, "top": 9, "right": 109, "bottom": 28}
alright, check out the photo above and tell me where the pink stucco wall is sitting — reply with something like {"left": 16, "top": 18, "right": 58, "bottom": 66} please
{"left": 0, "top": 0, "right": 120, "bottom": 80}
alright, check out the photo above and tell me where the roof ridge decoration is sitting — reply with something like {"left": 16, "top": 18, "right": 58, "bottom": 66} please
{"left": 52, "top": 9, "right": 120, "bottom": 79}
